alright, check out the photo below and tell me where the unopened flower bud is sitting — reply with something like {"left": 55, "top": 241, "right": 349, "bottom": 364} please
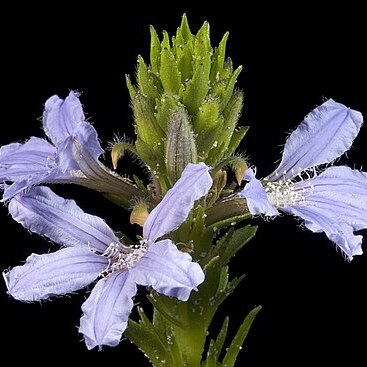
{"left": 165, "top": 109, "right": 197, "bottom": 182}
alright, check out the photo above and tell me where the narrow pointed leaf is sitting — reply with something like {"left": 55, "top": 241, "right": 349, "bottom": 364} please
{"left": 227, "top": 126, "right": 250, "bottom": 156}
{"left": 219, "top": 65, "right": 243, "bottom": 112}
{"left": 205, "top": 339, "right": 218, "bottom": 367}
{"left": 125, "top": 319, "right": 173, "bottom": 367}
{"left": 160, "top": 32, "right": 181, "bottom": 94}
{"left": 215, "top": 316, "right": 229, "bottom": 358}
{"left": 222, "top": 306, "right": 262, "bottom": 366}
{"left": 221, "top": 225, "right": 258, "bottom": 266}
{"left": 137, "top": 55, "right": 161, "bottom": 100}
{"left": 150, "top": 26, "right": 161, "bottom": 73}
{"left": 210, "top": 31, "right": 229, "bottom": 81}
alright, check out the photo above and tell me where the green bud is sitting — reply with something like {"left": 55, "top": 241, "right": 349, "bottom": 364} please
{"left": 165, "top": 109, "right": 197, "bottom": 182}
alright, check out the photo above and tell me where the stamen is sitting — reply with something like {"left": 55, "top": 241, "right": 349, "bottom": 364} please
{"left": 265, "top": 178, "right": 313, "bottom": 207}
{"left": 101, "top": 242, "right": 147, "bottom": 276}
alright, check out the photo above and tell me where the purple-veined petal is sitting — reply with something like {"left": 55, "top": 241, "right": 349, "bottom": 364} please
{"left": 68, "top": 137, "right": 139, "bottom": 197}
{"left": 0, "top": 137, "right": 56, "bottom": 180}
{"left": 131, "top": 239, "right": 204, "bottom": 301}
{"left": 282, "top": 166, "right": 367, "bottom": 259}
{"left": 1, "top": 168, "right": 79, "bottom": 202}
{"left": 3, "top": 247, "right": 106, "bottom": 301}
{"left": 143, "top": 162, "right": 212, "bottom": 243}
{"left": 57, "top": 119, "right": 104, "bottom": 172}
{"left": 267, "top": 99, "right": 363, "bottom": 181}
{"left": 79, "top": 272, "right": 137, "bottom": 350}
{"left": 43, "top": 91, "right": 85, "bottom": 146}
{"left": 8, "top": 186, "right": 119, "bottom": 252}
{"left": 238, "top": 168, "right": 279, "bottom": 216}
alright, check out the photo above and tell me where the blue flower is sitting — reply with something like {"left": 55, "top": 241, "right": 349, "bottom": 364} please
{"left": 0, "top": 92, "right": 139, "bottom": 201}
{"left": 3, "top": 162, "right": 212, "bottom": 349}
{"left": 239, "top": 99, "right": 367, "bottom": 260}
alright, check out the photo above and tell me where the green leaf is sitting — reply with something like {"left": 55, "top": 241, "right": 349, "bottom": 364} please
{"left": 182, "top": 22, "right": 211, "bottom": 115}
{"left": 227, "top": 126, "right": 249, "bottom": 156}
{"left": 204, "top": 316, "right": 230, "bottom": 366}
{"left": 125, "top": 74, "right": 137, "bottom": 99}
{"left": 205, "top": 339, "right": 218, "bottom": 367}
{"left": 125, "top": 313, "right": 174, "bottom": 367}
{"left": 155, "top": 93, "right": 182, "bottom": 131}
{"left": 137, "top": 55, "right": 161, "bottom": 101}
{"left": 150, "top": 26, "right": 161, "bottom": 73}
{"left": 160, "top": 32, "right": 181, "bottom": 94}
{"left": 217, "top": 90, "right": 244, "bottom": 153}
{"left": 217, "top": 265, "right": 229, "bottom": 294}
{"left": 215, "top": 316, "right": 229, "bottom": 358}
{"left": 210, "top": 31, "right": 229, "bottom": 81}
{"left": 221, "top": 225, "right": 258, "bottom": 266}
{"left": 176, "top": 40, "right": 194, "bottom": 82}
{"left": 133, "top": 93, "right": 165, "bottom": 146}
{"left": 148, "top": 294, "right": 185, "bottom": 329}
{"left": 214, "top": 274, "right": 245, "bottom": 308}
{"left": 222, "top": 306, "right": 262, "bottom": 366}
{"left": 219, "top": 65, "right": 243, "bottom": 112}
{"left": 193, "top": 97, "right": 222, "bottom": 157}
{"left": 179, "top": 13, "right": 192, "bottom": 42}
{"left": 135, "top": 138, "right": 163, "bottom": 173}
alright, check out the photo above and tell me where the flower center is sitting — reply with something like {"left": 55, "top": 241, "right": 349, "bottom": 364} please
{"left": 264, "top": 179, "right": 312, "bottom": 207}
{"left": 101, "top": 242, "right": 147, "bottom": 275}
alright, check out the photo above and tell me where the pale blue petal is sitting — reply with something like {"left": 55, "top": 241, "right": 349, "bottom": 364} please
{"left": 282, "top": 166, "right": 367, "bottom": 259}
{"left": 143, "top": 163, "right": 212, "bottom": 243}
{"left": 284, "top": 205, "right": 363, "bottom": 260}
{"left": 8, "top": 186, "right": 120, "bottom": 252}
{"left": 57, "top": 119, "right": 104, "bottom": 172}
{"left": 131, "top": 239, "right": 204, "bottom": 301}
{"left": 238, "top": 168, "right": 279, "bottom": 216}
{"left": 43, "top": 91, "right": 85, "bottom": 146}
{"left": 267, "top": 100, "right": 363, "bottom": 181}
{"left": 3, "top": 247, "right": 106, "bottom": 301}
{"left": 1, "top": 168, "right": 79, "bottom": 202}
{"left": 79, "top": 272, "right": 137, "bottom": 350}
{"left": 67, "top": 137, "right": 136, "bottom": 196}
{"left": 0, "top": 137, "right": 56, "bottom": 180}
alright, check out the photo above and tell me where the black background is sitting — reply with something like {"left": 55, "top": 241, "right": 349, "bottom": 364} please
{"left": 1, "top": 4, "right": 367, "bottom": 365}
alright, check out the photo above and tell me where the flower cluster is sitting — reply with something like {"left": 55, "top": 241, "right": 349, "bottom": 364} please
{"left": 1, "top": 15, "right": 366, "bottom": 367}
